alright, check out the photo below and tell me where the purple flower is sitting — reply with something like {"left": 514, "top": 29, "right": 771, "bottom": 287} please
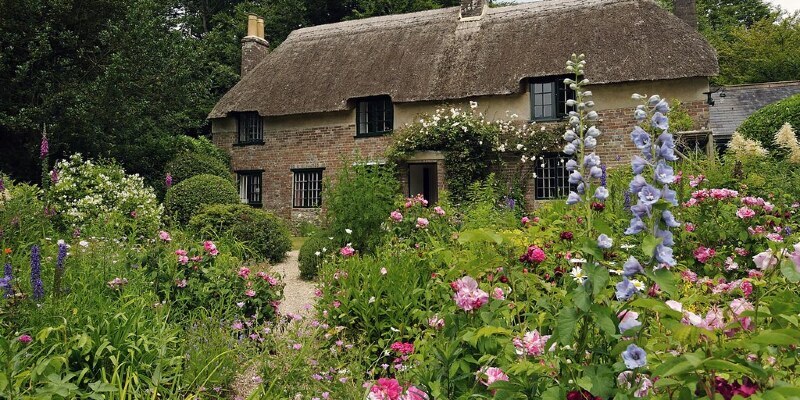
{"left": 40, "top": 134, "right": 49, "bottom": 159}
{"left": 621, "top": 344, "right": 648, "bottom": 368}
{"left": 662, "top": 210, "right": 680, "bottom": 228}
{"left": 629, "top": 175, "right": 647, "bottom": 195}
{"left": 563, "top": 143, "right": 576, "bottom": 155}
{"left": 631, "top": 156, "right": 648, "bottom": 175}
{"left": 594, "top": 186, "right": 609, "bottom": 201}
{"left": 655, "top": 99, "right": 670, "bottom": 114}
{"left": 623, "top": 256, "right": 643, "bottom": 277}
{"left": 165, "top": 173, "right": 173, "bottom": 188}
{"left": 3, "top": 263, "right": 12, "bottom": 297}
{"left": 597, "top": 234, "right": 613, "bottom": 249}
{"left": 600, "top": 164, "right": 607, "bottom": 186}
{"left": 623, "top": 190, "right": 631, "bottom": 211}
{"left": 661, "top": 186, "right": 678, "bottom": 206}
{"left": 565, "top": 159, "right": 579, "bottom": 172}
{"left": 583, "top": 153, "right": 601, "bottom": 168}
{"left": 637, "top": 185, "right": 661, "bottom": 205}
{"left": 589, "top": 166, "right": 603, "bottom": 179}
{"left": 0, "top": 177, "right": 5, "bottom": 192}
{"left": 630, "top": 127, "right": 651, "bottom": 150}
{"left": 616, "top": 278, "right": 639, "bottom": 300}
{"left": 630, "top": 201, "right": 651, "bottom": 218}
{"left": 625, "top": 217, "right": 646, "bottom": 235}
{"left": 569, "top": 171, "right": 583, "bottom": 185}
{"left": 566, "top": 191, "right": 581, "bottom": 205}
{"left": 655, "top": 228, "right": 674, "bottom": 247}
{"left": 654, "top": 244, "right": 676, "bottom": 266}
{"left": 651, "top": 112, "right": 668, "bottom": 131}
{"left": 50, "top": 169, "right": 59, "bottom": 184}
{"left": 654, "top": 160, "right": 674, "bottom": 184}
{"left": 30, "top": 245, "right": 43, "bottom": 300}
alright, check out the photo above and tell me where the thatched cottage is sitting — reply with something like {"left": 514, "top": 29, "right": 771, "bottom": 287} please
{"left": 209, "top": 0, "right": 718, "bottom": 222}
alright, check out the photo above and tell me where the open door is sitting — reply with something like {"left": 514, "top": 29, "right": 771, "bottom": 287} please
{"left": 408, "top": 163, "right": 438, "bottom": 204}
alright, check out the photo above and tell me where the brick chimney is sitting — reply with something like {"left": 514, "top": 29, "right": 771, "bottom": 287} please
{"left": 460, "top": 0, "right": 486, "bottom": 20}
{"left": 241, "top": 14, "right": 269, "bottom": 77}
{"left": 674, "top": 0, "right": 698, "bottom": 29}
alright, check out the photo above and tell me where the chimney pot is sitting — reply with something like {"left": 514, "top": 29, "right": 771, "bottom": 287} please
{"left": 460, "top": 0, "right": 486, "bottom": 19}
{"left": 257, "top": 18, "right": 265, "bottom": 39}
{"left": 247, "top": 14, "right": 258, "bottom": 37}
{"left": 241, "top": 15, "right": 269, "bottom": 78}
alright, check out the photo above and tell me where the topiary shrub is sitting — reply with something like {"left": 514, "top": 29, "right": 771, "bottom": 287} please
{"left": 298, "top": 231, "right": 335, "bottom": 280}
{"left": 165, "top": 174, "right": 239, "bottom": 225}
{"left": 165, "top": 151, "right": 232, "bottom": 186}
{"left": 189, "top": 204, "right": 292, "bottom": 263}
{"left": 738, "top": 94, "right": 800, "bottom": 152}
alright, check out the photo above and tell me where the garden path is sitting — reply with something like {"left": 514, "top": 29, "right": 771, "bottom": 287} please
{"left": 272, "top": 250, "right": 316, "bottom": 317}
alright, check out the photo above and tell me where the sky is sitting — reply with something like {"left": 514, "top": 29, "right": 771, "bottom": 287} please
{"left": 507, "top": 0, "right": 800, "bottom": 13}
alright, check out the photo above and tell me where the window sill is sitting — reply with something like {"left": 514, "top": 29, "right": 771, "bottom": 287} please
{"left": 245, "top": 203, "right": 263, "bottom": 208}
{"left": 528, "top": 117, "right": 568, "bottom": 123}
{"left": 292, "top": 206, "right": 321, "bottom": 210}
{"left": 355, "top": 131, "right": 392, "bottom": 138}
{"left": 234, "top": 140, "right": 265, "bottom": 147}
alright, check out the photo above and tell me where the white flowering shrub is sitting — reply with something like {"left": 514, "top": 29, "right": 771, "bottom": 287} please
{"left": 51, "top": 154, "right": 162, "bottom": 235}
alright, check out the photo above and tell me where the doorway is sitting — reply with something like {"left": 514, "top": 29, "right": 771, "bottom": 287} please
{"left": 408, "top": 163, "right": 438, "bottom": 204}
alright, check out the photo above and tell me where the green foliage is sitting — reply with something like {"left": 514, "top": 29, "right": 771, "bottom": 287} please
{"left": 165, "top": 151, "right": 232, "bottom": 188}
{"left": 298, "top": 230, "right": 334, "bottom": 280}
{"left": 669, "top": 100, "right": 696, "bottom": 133}
{"left": 0, "top": 178, "right": 54, "bottom": 249}
{"left": 189, "top": 204, "right": 292, "bottom": 263}
{"left": 738, "top": 94, "right": 800, "bottom": 151}
{"left": 51, "top": 154, "right": 162, "bottom": 237}
{"left": 323, "top": 161, "right": 400, "bottom": 253}
{"left": 172, "top": 135, "right": 230, "bottom": 167}
{"left": 164, "top": 174, "right": 239, "bottom": 225}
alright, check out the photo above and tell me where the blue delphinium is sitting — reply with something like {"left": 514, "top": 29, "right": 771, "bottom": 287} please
{"left": 615, "top": 278, "right": 639, "bottom": 300}
{"left": 2, "top": 263, "right": 12, "bottom": 298}
{"left": 624, "top": 94, "right": 680, "bottom": 269}
{"left": 54, "top": 241, "right": 68, "bottom": 296}
{"left": 30, "top": 245, "right": 44, "bottom": 300}
{"left": 621, "top": 344, "right": 648, "bottom": 369}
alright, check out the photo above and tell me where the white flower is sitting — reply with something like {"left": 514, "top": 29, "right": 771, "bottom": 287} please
{"left": 570, "top": 267, "right": 587, "bottom": 283}
{"left": 79, "top": 240, "right": 89, "bottom": 248}
{"left": 569, "top": 258, "right": 587, "bottom": 264}
{"left": 345, "top": 229, "right": 352, "bottom": 235}
{"left": 315, "top": 251, "right": 321, "bottom": 256}
{"left": 369, "top": 296, "right": 376, "bottom": 303}
{"left": 630, "top": 279, "right": 646, "bottom": 291}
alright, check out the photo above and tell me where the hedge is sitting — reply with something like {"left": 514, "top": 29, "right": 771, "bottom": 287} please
{"left": 165, "top": 174, "right": 239, "bottom": 224}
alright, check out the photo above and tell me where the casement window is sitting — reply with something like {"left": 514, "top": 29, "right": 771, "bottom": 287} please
{"left": 237, "top": 112, "right": 263, "bottom": 144}
{"left": 292, "top": 168, "right": 323, "bottom": 208}
{"left": 237, "top": 171, "right": 262, "bottom": 206}
{"left": 530, "top": 76, "right": 576, "bottom": 121}
{"left": 356, "top": 96, "right": 393, "bottom": 137}
{"left": 534, "top": 153, "right": 572, "bottom": 200}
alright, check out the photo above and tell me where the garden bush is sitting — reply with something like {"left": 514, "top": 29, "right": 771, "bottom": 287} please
{"left": 189, "top": 204, "right": 292, "bottom": 263}
{"left": 164, "top": 151, "right": 232, "bottom": 187}
{"left": 164, "top": 174, "right": 239, "bottom": 225}
{"left": 323, "top": 161, "right": 400, "bottom": 254}
{"left": 298, "top": 230, "right": 335, "bottom": 280}
{"left": 171, "top": 135, "right": 230, "bottom": 167}
{"left": 738, "top": 93, "right": 800, "bottom": 151}
{"left": 0, "top": 177, "right": 54, "bottom": 248}
{"left": 50, "top": 154, "right": 162, "bottom": 237}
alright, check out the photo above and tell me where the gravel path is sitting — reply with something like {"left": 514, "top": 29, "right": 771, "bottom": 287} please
{"left": 272, "top": 250, "right": 316, "bottom": 317}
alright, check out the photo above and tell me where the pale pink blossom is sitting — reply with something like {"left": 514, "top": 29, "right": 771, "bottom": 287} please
{"left": 245, "top": 289, "right": 256, "bottom": 297}
{"left": 736, "top": 206, "right": 756, "bottom": 219}
{"left": 492, "top": 287, "right": 505, "bottom": 300}
{"left": 158, "top": 230, "right": 171, "bottom": 242}
{"left": 477, "top": 366, "right": 509, "bottom": 387}
{"left": 390, "top": 210, "right": 403, "bottom": 222}
{"left": 415, "top": 217, "right": 429, "bottom": 229}
{"left": 753, "top": 250, "right": 778, "bottom": 270}
{"left": 452, "top": 276, "right": 489, "bottom": 312}
{"left": 340, "top": 244, "right": 355, "bottom": 257}
{"left": 433, "top": 206, "right": 445, "bottom": 216}
{"left": 512, "top": 329, "right": 551, "bottom": 357}
{"left": 203, "top": 241, "right": 219, "bottom": 256}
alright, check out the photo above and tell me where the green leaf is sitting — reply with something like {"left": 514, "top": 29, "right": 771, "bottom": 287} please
{"left": 573, "top": 286, "right": 591, "bottom": 312}
{"left": 592, "top": 305, "right": 618, "bottom": 337}
{"left": 557, "top": 308, "right": 579, "bottom": 344}
{"left": 586, "top": 262, "right": 610, "bottom": 297}
{"left": 780, "top": 259, "right": 800, "bottom": 283}
{"left": 457, "top": 229, "right": 503, "bottom": 245}
{"left": 751, "top": 330, "right": 798, "bottom": 346}
{"left": 646, "top": 267, "right": 677, "bottom": 297}
{"left": 642, "top": 235, "right": 662, "bottom": 258}
{"left": 593, "top": 218, "right": 613, "bottom": 236}
{"left": 703, "top": 359, "right": 752, "bottom": 374}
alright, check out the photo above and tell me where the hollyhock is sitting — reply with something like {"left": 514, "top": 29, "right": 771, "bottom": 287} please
{"left": 513, "top": 329, "right": 551, "bottom": 357}
{"left": 477, "top": 366, "right": 509, "bottom": 387}
{"left": 390, "top": 210, "right": 403, "bottom": 222}
{"left": 621, "top": 344, "right": 647, "bottom": 369}
{"left": 618, "top": 310, "right": 642, "bottom": 333}
{"left": 368, "top": 378, "right": 403, "bottom": 400}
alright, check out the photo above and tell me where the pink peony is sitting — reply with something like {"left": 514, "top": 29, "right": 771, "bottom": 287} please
{"left": 512, "top": 329, "right": 550, "bottom": 357}
{"left": 452, "top": 276, "right": 489, "bottom": 312}
{"left": 433, "top": 206, "right": 445, "bottom": 216}
{"left": 693, "top": 246, "right": 716, "bottom": 263}
{"left": 390, "top": 210, "right": 403, "bottom": 222}
{"left": 736, "top": 206, "right": 756, "bottom": 219}
{"left": 238, "top": 267, "right": 251, "bottom": 279}
{"left": 477, "top": 366, "right": 509, "bottom": 387}
{"left": 519, "top": 245, "right": 546, "bottom": 263}
{"left": 203, "top": 241, "right": 219, "bottom": 256}
{"left": 368, "top": 378, "right": 403, "bottom": 400}
{"left": 17, "top": 334, "right": 32, "bottom": 344}
{"left": 340, "top": 244, "right": 355, "bottom": 257}
{"left": 158, "top": 230, "right": 171, "bottom": 242}
{"left": 492, "top": 287, "right": 505, "bottom": 300}
{"left": 415, "top": 217, "right": 429, "bottom": 229}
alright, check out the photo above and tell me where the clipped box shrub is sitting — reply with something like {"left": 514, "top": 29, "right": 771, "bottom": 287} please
{"left": 189, "top": 204, "right": 292, "bottom": 263}
{"left": 298, "top": 231, "right": 334, "bottom": 280}
{"left": 164, "top": 151, "right": 232, "bottom": 187}
{"left": 738, "top": 93, "right": 800, "bottom": 152}
{"left": 165, "top": 174, "right": 239, "bottom": 225}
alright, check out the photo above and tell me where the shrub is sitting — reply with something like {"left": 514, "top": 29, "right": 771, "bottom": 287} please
{"left": 51, "top": 154, "right": 162, "bottom": 236}
{"left": 738, "top": 93, "right": 800, "bottom": 152}
{"left": 0, "top": 177, "right": 54, "bottom": 249}
{"left": 189, "top": 204, "right": 292, "bottom": 263}
{"left": 298, "top": 231, "right": 334, "bottom": 280}
{"left": 323, "top": 161, "right": 400, "bottom": 253}
{"left": 164, "top": 151, "right": 232, "bottom": 187}
{"left": 172, "top": 135, "right": 230, "bottom": 167}
{"left": 164, "top": 174, "right": 239, "bottom": 225}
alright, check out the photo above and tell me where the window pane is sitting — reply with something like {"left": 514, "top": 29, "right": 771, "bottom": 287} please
{"left": 534, "top": 154, "right": 572, "bottom": 200}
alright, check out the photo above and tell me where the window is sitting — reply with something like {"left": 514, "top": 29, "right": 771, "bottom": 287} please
{"left": 237, "top": 112, "right": 263, "bottom": 144}
{"left": 534, "top": 153, "right": 572, "bottom": 200}
{"left": 237, "top": 171, "right": 262, "bottom": 206}
{"left": 292, "top": 169, "right": 323, "bottom": 208}
{"left": 356, "top": 96, "right": 393, "bottom": 137}
{"left": 530, "top": 77, "right": 575, "bottom": 121}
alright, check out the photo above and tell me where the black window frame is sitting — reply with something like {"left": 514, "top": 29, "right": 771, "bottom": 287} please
{"left": 292, "top": 168, "right": 324, "bottom": 209}
{"left": 529, "top": 76, "right": 576, "bottom": 122}
{"left": 236, "top": 112, "right": 264, "bottom": 145}
{"left": 237, "top": 170, "right": 263, "bottom": 207}
{"left": 355, "top": 96, "right": 393, "bottom": 137}
{"left": 534, "top": 153, "right": 573, "bottom": 200}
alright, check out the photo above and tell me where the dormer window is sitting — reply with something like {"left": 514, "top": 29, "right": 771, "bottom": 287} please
{"left": 237, "top": 112, "right": 263, "bottom": 144}
{"left": 530, "top": 77, "right": 576, "bottom": 121}
{"left": 356, "top": 96, "right": 393, "bottom": 137}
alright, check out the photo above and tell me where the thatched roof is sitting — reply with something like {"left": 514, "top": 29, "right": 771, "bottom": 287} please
{"left": 208, "top": 0, "right": 718, "bottom": 118}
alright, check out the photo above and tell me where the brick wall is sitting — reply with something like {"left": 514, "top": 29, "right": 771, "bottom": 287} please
{"left": 213, "top": 101, "right": 709, "bottom": 221}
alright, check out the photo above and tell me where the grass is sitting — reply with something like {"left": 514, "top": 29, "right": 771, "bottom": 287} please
{"left": 291, "top": 236, "right": 307, "bottom": 251}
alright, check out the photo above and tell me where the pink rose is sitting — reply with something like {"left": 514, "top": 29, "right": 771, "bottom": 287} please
{"left": 238, "top": 267, "right": 251, "bottom": 279}
{"left": 203, "top": 241, "right": 219, "bottom": 256}
{"left": 693, "top": 246, "right": 716, "bottom": 263}
{"left": 521, "top": 216, "right": 530, "bottom": 225}
{"left": 512, "top": 329, "right": 550, "bottom": 357}
{"left": 340, "top": 245, "right": 355, "bottom": 257}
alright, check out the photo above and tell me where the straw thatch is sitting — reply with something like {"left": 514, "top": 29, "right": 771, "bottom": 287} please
{"left": 209, "top": 0, "right": 718, "bottom": 118}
